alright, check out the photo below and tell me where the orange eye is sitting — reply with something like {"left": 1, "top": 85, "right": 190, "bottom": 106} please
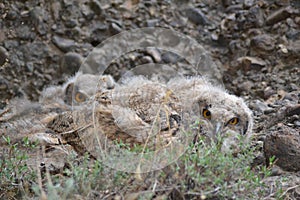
{"left": 75, "top": 92, "right": 87, "bottom": 102}
{"left": 228, "top": 117, "right": 239, "bottom": 125}
{"left": 203, "top": 109, "right": 211, "bottom": 119}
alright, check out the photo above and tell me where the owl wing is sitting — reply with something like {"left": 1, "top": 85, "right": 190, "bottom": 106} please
{"left": 103, "top": 78, "right": 182, "bottom": 145}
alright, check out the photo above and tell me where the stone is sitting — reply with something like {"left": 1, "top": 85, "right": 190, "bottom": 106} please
{"left": 184, "top": 8, "right": 209, "bottom": 25}
{"left": 0, "top": 46, "right": 8, "bottom": 66}
{"left": 146, "top": 48, "right": 161, "bottom": 63}
{"left": 250, "top": 34, "right": 275, "bottom": 52}
{"left": 52, "top": 35, "right": 76, "bottom": 52}
{"left": 264, "top": 125, "right": 300, "bottom": 172}
{"left": 90, "top": 0, "right": 103, "bottom": 15}
{"left": 60, "top": 52, "right": 83, "bottom": 76}
{"left": 266, "top": 6, "right": 294, "bottom": 26}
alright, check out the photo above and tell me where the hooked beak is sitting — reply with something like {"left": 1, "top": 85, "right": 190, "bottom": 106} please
{"left": 213, "top": 121, "right": 223, "bottom": 136}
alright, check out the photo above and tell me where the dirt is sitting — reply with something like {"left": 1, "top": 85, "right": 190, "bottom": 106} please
{"left": 0, "top": 0, "right": 299, "bottom": 199}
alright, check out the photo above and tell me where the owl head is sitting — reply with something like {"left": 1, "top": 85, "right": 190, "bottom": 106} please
{"left": 168, "top": 77, "right": 253, "bottom": 152}
{"left": 40, "top": 72, "right": 115, "bottom": 107}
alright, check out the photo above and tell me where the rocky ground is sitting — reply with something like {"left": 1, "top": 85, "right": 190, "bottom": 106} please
{"left": 0, "top": 0, "right": 299, "bottom": 199}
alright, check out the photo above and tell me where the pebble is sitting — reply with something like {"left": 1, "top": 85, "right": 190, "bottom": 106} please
{"left": 90, "top": 0, "right": 103, "bottom": 15}
{"left": 250, "top": 99, "right": 273, "bottom": 114}
{"left": 243, "top": 0, "right": 255, "bottom": 8}
{"left": 52, "top": 35, "right": 76, "bottom": 52}
{"left": 265, "top": 6, "right": 293, "bottom": 26}
{"left": 184, "top": 8, "right": 209, "bottom": 25}
{"left": 146, "top": 19, "right": 159, "bottom": 27}
{"left": 90, "top": 23, "right": 109, "bottom": 46}
{"left": 60, "top": 52, "right": 83, "bottom": 76}
{"left": 146, "top": 48, "right": 161, "bottom": 63}
{"left": 294, "top": 120, "right": 300, "bottom": 127}
{"left": 29, "top": 7, "right": 47, "bottom": 35}
{"left": 0, "top": 46, "right": 8, "bottom": 66}
{"left": 6, "top": 10, "right": 18, "bottom": 20}
{"left": 250, "top": 34, "right": 275, "bottom": 52}
{"left": 138, "top": 56, "right": 153, "bottom": 65}
{"left": 161, "top": 52, "right": 182, "bottom": 64}
{"left": 236, "top": 56, "right": 267, "bottom": 71}
{"left": 264, "top": 86, "right": 276, "bottom": 99}
{"left": 64, "top": 19, "right": 78, "bottom": 28}
{"left": 109, "top": 22, "right": 122, "bottom": 35}
{"left": 0, "top": 76, "right": 8, "bottom": 91}
{"left": 17, "top": 25, "right": 36, "bottom": 41}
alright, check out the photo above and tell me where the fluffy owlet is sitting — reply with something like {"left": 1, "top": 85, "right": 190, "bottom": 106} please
{"left": 0, "top": 72, "right": 115, "bottom": 144}
{"left": 44, "top": 75, "right": 253, "bottom": 155}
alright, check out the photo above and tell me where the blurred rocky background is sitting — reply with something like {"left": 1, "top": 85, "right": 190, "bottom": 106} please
{"left": 0, "top": 0, "right": 299, "bottom": 197}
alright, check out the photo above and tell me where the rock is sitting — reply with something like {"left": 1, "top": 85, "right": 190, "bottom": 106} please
{"left": 266, "top": 6, "right": 294, "bottom": 26}
{"left": 0, "top": 76, "right": 10, "bottom": 106}
{"left": 146, "top": 19, "right": 159, "bottom": 27}
{"left": 17, "top": 25, "right": 36, "bottom": 41}
{"left": 250, "top": 34, "right": 275, "bottom": 52}
{"left": 5, "top": 9, "right": 18, "bottom": 20}
{"left": 52, "top": 35, "right": 76, "bottom": 52}
{"left": 89, "top": 0, "right": 103, "bottom": 15}
{"left": 60, "top": 52, "right": 83, "bottom": 76}
{"left": 161, "top": 52, "right": 182, "bottom": 64}
{"left": 109, "top": 22, "right": 122, "bottom": 35}
{"left": 236, "top": 56, "right": 267, "bottom": 71}
{"left": 89, "top": 23, "right": 109, "bottom": 46}
{"left": 243, "top": 0, "right": 255, "bottom": 8}
{"left": 264, "top": 125, "right": 300, "bottom": 172}
{"left": 295, "top": 17, "right": 300, "bottom": 25}
{"left": 64, "top": 19, "right": 78, "bottom": 28}
{"left": 184, "top": 8, "right": 209, "bottom": 25}
{"left": 29, "top": 7, "right": 48, "bottom": 35}
{"left": 225, "top": 4, "right": 243, "bottom": 13}
{"left": 146, "top": 48, "right": 161, "bottom": 63}
{"left": 266, "top": 104, "right": 300, "bottom": 128}
{"left": 283, "top": 104, "right": 300, "bottom": 116}
{"left": 0, "top": 76, "right": 8, "bottom": 91}
{"left": 250, "top": 99, "right": 273, "bottom": 114}
{"left": 137, "top": 56, "right": 153, "bottom": 65}
{"left": 0, "top": 46, "right": 8, "bottom": 66}
{"left": 238, "top": 80, "right": 254, "bottom": 92}
{"left": 248, "top": 5, "right": 264, "bottom": 27}
{"left": 264, "top": 87, "right": 276, "bottom": 100}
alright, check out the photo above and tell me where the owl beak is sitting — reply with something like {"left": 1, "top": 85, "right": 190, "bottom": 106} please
{"left": 213, "top": 121, "right": 223, "bottom": 136}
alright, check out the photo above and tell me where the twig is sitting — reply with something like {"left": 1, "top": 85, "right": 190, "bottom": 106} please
{"left": 263, "top": 184, "right": 300, "bottom": 199}
{"left": 0, "top": 108, "right": 11, "bottom": 122}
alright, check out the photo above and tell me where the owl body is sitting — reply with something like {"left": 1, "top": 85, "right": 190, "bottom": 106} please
{"left": 44, "top": 75, "right": 253, "bottom": 155}
{"left": 0, "top": 72, "right": 115, "bottom": 145}
{"left": 1, "top": 73, "right": 253, "bottom": 155}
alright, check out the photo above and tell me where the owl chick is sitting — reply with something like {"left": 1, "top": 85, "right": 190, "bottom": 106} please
{"left": 0, "top": 72, "right": 115, "bottom": 144}
{"left": 167, "top": 76, "right": 253, "bottom": 152}
{"left": 45, "top": 75, "right": 252, "bottom": 157}
{"left": 40, "top": 71, "right": 115, "bottom": 109}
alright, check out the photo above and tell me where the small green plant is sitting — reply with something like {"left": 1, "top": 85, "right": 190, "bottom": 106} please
{"left": 0, "top": 136, "right": 38, "bottom": 199}
{"left": 171, "top": 135, "right": 273, "bottom": 199}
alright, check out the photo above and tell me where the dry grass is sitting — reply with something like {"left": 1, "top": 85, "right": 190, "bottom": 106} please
{"left": 0, "top": 133, "right": 288, "bottom": 200}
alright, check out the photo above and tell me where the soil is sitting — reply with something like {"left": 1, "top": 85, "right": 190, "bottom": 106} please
{"left": 0, "top": 0, "right": 299, "bottom": 199}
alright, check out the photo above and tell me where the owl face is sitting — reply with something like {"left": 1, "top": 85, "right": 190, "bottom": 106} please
{"left": 64, "top": 73, "right": 115, "bottom": 106}
{"left": 194, "top": 90, "right": 253, "bottom": 152}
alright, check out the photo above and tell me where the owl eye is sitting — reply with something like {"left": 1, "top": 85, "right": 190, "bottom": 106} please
{"left": 228, "top": 117, "right": 239, "bottom": 125}
{"left": 202, "top": 109, "right": 211, "bottom": 119}
{"left": 75, "top": 92, "right": 87, "bottom": 102}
